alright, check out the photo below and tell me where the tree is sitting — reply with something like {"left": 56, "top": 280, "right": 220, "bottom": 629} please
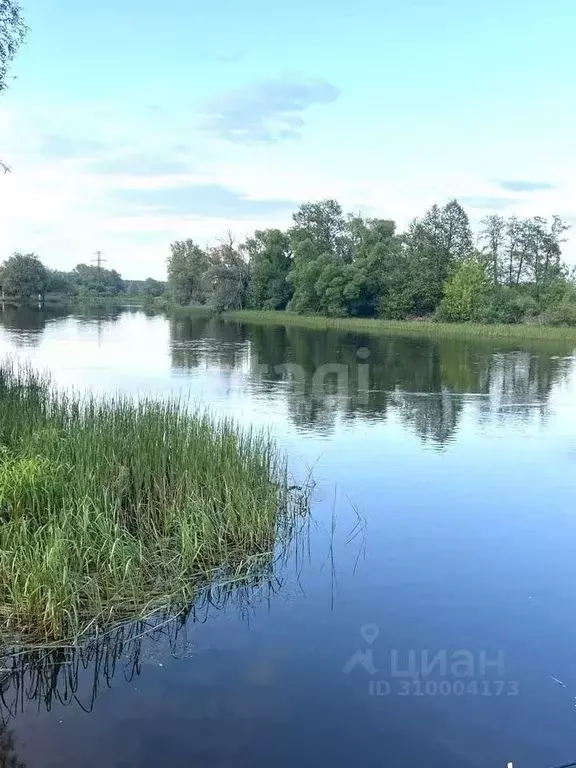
{"left": 1, "top": 1, "right": 28, "bottom": 172}
{"left": 142, "top": 277, "right": 165, "bottom": 298}
{"left": 167, "top": 239, "right": 209, "bottom": 305}
{"left": 204, "top": 234, "right": 250, "bottom": 311}
{"left": 290, "top": 199, "right": 348, "bottom": 259}
{"left": 71, "top": 263, "right": 124, "bottom": 295}
{"left": 245, "top": 229, "right": 292, "bottom": 309}
{"left": 406, "top": 200, "right": 473, "bottom": 314}
{"left": 479, "top": 214, "right": 506, "bottom": 285}
{"left": 440, "top": 199, "right": 473, "bottom": 261}
{"left": 46, "top": 269, "right": 75, "bottom": 296}
{"left": 0, "top": 253, "right": 48, "bottom": 298}
{"left": 437, "top": 260, "right": 490, "bottom": 322}
{"left": 287, "top": 200, "right": 359, "bottom": 313}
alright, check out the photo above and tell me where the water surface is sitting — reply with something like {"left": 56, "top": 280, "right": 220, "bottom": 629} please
{"left": 1, "top": 305, "right": 576, "bottom": 768}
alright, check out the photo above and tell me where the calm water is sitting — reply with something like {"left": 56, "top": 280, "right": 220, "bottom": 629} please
{"left": 1, "top": 305, "right": 576, "bottom": 768}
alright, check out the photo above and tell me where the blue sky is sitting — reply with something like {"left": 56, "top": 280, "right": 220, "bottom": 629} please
{"left": 1, "top": 0, "right": 575, "bottom": 278}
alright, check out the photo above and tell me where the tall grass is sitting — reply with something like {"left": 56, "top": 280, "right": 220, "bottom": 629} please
{"left": 0, "top": 360, "right": 306, "bottom": 643}
{"left": 220, "top": 309, "right": 576, "bottom": 343}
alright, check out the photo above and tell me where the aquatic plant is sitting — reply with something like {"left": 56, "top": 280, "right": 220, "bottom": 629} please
{"left": 0, "top": 360, "right": 307, "bottom": 643}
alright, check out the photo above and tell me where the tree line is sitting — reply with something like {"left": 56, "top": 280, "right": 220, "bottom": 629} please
{"left": 166, "top": 199, "right": 576, "bottom": 326}
{"left": 0, "top": 253, "right": 166, "bottom": 300}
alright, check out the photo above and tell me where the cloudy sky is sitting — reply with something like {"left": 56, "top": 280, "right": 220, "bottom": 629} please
{"left": 1, "top": 0, "right": 575, "bottom": 279}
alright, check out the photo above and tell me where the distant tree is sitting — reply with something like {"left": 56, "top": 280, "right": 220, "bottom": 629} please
{"left": 437, "top": 260, "right": 490, "bottom": 322}
{"left": 71, "top": 263, "right": 124, "bottom": 295}
{"left": 46, "top": 269, "right": 75, "bottom": 296}
{"left": 406, "top": 200, "right": 473, "bottom": 314}
{"left": 205, "top": 234, "right": 250, "bottom": 311}
{"left": 342, "top": 217, "right": 409, "bottom": 317}
{"left": 245, "top": 229, "right": 292, "bottom": 309}
{"left": 167, "top": 239, "right": 209, "bottom": 305}
{"left": 290, "top": 199, "right": 348, "bottom": 259}
{"left": 287, "top": 199, "right": 356, "bottom": 313}
{"left": 1, "top": 0, "right": 28, "bottom": 172}
{"left": 440, "top": 199, "right": 473, "bottom": 261}
{"left": 479, "top": 214, "right": 506, "bottom": 285}
{"left": 142, "top": 277, "right": 165, "bottom": 297}
{"left": 0, "top": 252, "right": 48, "bottom": 298}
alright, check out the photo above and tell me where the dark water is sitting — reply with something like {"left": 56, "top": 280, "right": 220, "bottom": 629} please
{"left": 1, "top": 305, "right": 576, "bottom": 768}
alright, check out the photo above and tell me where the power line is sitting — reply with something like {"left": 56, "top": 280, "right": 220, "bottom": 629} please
{"left": 92, "top": 251, "right": 108, "bottom": 272}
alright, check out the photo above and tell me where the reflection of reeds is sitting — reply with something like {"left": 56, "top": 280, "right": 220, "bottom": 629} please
{"left": 0, "top": 561, "right": 295, "bottom": 725}
{"left": 0, "top": 360, "right": 311, "bottom": 643}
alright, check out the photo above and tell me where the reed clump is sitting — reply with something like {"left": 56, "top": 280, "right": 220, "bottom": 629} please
{"left": 0, "top": 360, "right": 303, "bottom": 643}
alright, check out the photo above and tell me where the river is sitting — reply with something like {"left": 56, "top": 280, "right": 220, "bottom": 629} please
{"left": 1, "top": 304, "right": 576, "bottom": 767}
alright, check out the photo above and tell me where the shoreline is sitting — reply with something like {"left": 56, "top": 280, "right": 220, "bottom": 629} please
{"left": 219, "top": 309, "right": 576, "bottom": 343}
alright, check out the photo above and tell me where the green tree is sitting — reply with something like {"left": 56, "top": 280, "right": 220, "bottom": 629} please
{"left": 205, "top": 235, "right": 250, "bottom": 311}
{"left": 245, "top": 229, "right": 292, "bottom": 309}
{"left": 290, "top": 199, "right": 348, "bottom": 259}
{"left": 46, "top": 269, "right": 75, "bottom": 296}
{"left": 479, "top": 214, "right": 506, "bottom": 285}
{"left": 407, "top": 199, "right": 473, "bottom": 314}
{"left": 142, "top": 277, "right": 165, "bottom": 297}
{"left": 437, "top": 260, "right": 490, "bottom": 322}
{"left": 167, "top": 239, "right": 209, "bottom": 305}
{"left": 71, "top": 263, "right": 124, "bottom": 295}
{"left": 287, "top": 200, "right": 357, "bottom": 313}
{"left": 1, "top": 0, "right": 28, "bottom": 172}
{"left": 0, "top": 253, "right": 48, "bottom": 298}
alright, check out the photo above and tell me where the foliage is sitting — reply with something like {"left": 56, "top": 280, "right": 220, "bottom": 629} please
{"left": 0, "top": 0, "right": 26, "bottom": 93}
{"left": 0, "top": 360, "right": 306, "bottom": 641}
{"left": 1, "top": 0, "right": 27, "bottom": 173}
{"left": 71, "top": 263, "right": 125, "bottom": 296}
{"left": 405, "top": 200, "right": 474, "bottom": 314}
{"left": 541, "top": 290, "right": 576, "bottom": 326}
{"left": 5, "top": 196, "right": 573, "bottom": 328}
{"left": 246, "top": 229, "right": 292, "bottom": 310}
{"left": 0, "top": 253, "right": 48, "bottom": 298}
{"left": 437, "top": 260, "right": 490, "bottom": 322}
{"left": 167, "top": 239, "right": 208, "bottom": 305}
{"left": 205, "top": 236, "right": 251, "bottom": 311}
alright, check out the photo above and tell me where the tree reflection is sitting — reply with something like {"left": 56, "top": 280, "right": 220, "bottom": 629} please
{"left": 0, "top": 305, "right": 71, "bottom": 348}
{"left": 168, "top": 316, "right": 575, "bottom": 447}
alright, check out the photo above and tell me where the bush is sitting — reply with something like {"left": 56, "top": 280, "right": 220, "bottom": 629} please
{"left": 541, "top": 298, "right": 576, "bottom": 326}
{"left": 480, "top": 288, "right": 540, "bottom": 324}
{"left": 437, "top": 261, "right": 490, "bottom": 322}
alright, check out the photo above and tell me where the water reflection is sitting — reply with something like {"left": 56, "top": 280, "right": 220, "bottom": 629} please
{"left": 0, "top": 570, "right": 293, "bottom": 726}
{"left": 169, "top": 318, "right": 576, "bottom": 446}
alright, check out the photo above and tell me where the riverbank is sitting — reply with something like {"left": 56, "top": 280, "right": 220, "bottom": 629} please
{"left": 220, "top": 310, "right": 576, "bottom": 342}
{"left": 0, "top": 360, "right": 304, "bottom": 643}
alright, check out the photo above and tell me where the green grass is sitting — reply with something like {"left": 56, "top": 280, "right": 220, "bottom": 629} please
{"left": 219, "top": 309, "right": 576, "bottom": 342}
{"left": 0, "top": 360, "right": 306, "bottom": 643}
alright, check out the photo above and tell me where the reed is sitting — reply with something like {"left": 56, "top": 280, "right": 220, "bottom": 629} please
{"left": 0, "top": 360, "right": 305, "bottom": 643}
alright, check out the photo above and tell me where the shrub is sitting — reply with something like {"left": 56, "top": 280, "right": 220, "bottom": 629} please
{"left": 437, "top": 261, "right": 490, "bottom": 322}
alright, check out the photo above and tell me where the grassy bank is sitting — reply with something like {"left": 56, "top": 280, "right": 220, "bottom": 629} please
{"left": 0, "top": 361, "right": 304, "bottom": 643}
{"left": 220, "top": 310, "right": 576, "bottom": 342}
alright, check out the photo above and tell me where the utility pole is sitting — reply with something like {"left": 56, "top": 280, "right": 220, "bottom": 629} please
{"left": 92, "top": 250, "right": 108, "bottom": 276}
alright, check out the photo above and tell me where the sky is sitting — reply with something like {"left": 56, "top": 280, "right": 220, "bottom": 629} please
{"left": 1, "top": 0, "right": 575, "bottom": 279}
